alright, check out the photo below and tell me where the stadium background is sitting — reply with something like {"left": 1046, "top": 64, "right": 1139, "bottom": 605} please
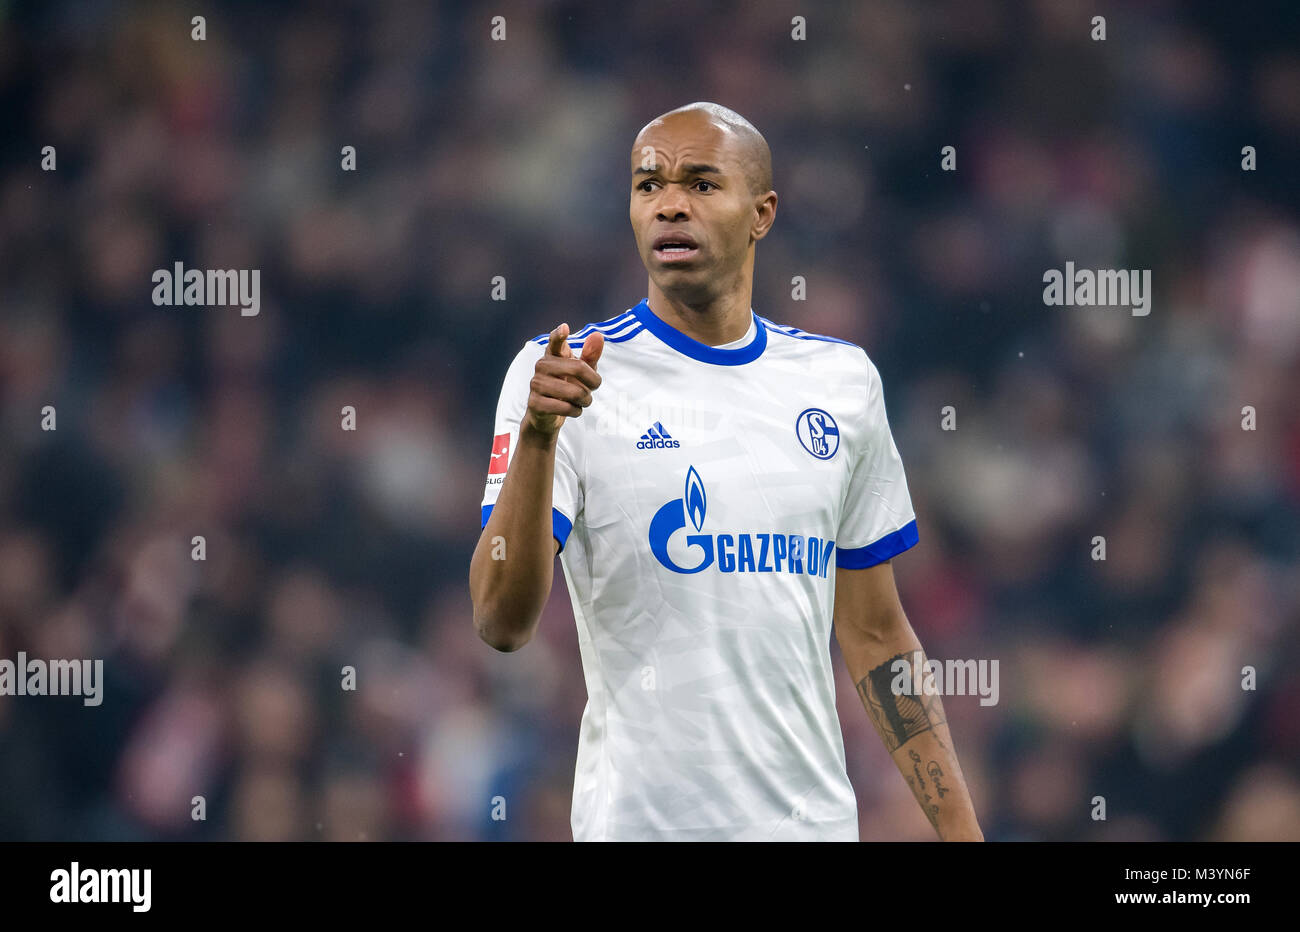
{"left": 1, "top": 0, "right": 1298, "bottom": 841}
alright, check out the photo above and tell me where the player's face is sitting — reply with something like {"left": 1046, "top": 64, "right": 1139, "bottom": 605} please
{"left": 629, "top": 117, "right": 758, "bottom": 293}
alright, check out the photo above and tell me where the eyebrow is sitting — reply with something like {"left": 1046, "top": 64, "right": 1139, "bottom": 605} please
{"left": 632, "top": 162, "right": 724, "bottom": 178}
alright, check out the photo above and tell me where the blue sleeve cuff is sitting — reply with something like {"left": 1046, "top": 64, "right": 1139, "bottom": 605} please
{"left": 835, "top": 518, "right": 918, "bottom": 569}
{"left": 480, "top": 503, "right": 575, "bottom": 553}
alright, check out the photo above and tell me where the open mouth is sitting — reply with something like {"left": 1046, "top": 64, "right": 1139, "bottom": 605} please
{"left": 654, "top": 242, "right": 699, "bottom": 262}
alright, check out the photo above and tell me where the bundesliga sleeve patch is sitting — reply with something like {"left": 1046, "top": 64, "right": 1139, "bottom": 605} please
{"left": 489, "top": 432, "right": 510, "bottom": 474}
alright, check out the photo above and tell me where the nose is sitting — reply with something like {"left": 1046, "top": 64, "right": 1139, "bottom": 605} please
{"left": 655, "top": 185, "right": 690, "bottom": 221}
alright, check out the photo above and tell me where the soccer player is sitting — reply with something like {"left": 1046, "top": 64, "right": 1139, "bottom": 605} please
{"left": 469, "top": 102, "right": 983, "bottom": 841}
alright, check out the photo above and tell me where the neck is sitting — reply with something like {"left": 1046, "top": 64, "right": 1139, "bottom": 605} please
{"left": 646, "top": 280, "right": 754, "bottom": 347}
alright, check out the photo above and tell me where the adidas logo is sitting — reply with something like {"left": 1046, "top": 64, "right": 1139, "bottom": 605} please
{"left": 636, "top": 421, "right": 681, "bottom": 450}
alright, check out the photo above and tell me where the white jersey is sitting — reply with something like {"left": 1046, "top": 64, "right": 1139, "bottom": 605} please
{"left": 480, "top": 297, "right": 918, "bottom": 841}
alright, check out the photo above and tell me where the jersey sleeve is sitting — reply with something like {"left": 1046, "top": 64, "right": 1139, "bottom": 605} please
{"left": 835, "top": 352, "right": 918, "bottom": 568}
{"left": 480, "top": 339, "right": 584, "bottom": 553}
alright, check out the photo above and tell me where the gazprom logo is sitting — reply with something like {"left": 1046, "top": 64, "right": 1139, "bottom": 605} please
{"left": 685, "top": 464, "right": 706, "bottom": 530}
{"left": 648, "top": 465, "right": 835, "bottom": 577}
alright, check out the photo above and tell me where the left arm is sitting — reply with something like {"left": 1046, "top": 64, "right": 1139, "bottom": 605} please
{"left": 833, "top": 559, "right": 984, "bottom": 840}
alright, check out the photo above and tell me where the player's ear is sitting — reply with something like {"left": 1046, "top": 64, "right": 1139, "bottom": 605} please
{"left": 751, "top": 190, "right": 777, "bottom": 241}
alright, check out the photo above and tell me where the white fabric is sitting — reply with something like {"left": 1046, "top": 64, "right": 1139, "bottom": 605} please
{"left": 480, "top": 299, "right": 918, "bottom": 840}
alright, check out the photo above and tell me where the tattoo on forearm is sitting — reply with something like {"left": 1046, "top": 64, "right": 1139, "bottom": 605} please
{"left": 856, "top": 651, "right": 947, "bottom": 751}
{"left": 905, "top": 756, "right": 940, "bottom": 830}
{"left": 926, "top": 760, "right": 950, "bottom": 799}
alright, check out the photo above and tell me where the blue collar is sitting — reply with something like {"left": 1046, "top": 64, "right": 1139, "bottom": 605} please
{"left": 630, "top": 298, "right": 767, "bottom": 365}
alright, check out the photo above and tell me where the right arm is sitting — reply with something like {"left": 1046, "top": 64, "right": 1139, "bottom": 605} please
{"left": 469, "top": 324, "right": 603, "bottom": 651}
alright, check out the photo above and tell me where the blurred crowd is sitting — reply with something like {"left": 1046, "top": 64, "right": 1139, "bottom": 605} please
{"left": 0, "top": 0, "right": 1298, "bottom": 840}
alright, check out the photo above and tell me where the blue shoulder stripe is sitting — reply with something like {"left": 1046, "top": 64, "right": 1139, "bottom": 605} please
{"left": 530, "top": 311, "right": 638, "bottom": 345}
{"left": 531, "top": 321, "right": 643, "bottom": 346}
{"left": 599, "top": 323, "right": 643, "bottom": 343}
{"left": 757, "top": 315, "right": 861, "bottom": 348}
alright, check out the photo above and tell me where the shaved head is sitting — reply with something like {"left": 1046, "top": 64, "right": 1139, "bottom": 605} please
{"left": 629, "top": 100, "right": 778, "bottom": 323}
{"left": 638, "top": 101, "right": 773, "bottom": 196}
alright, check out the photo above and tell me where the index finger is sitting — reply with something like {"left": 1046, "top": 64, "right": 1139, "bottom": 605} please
{"left": 546, "top": 323, "right": 570, "bottom": 357}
